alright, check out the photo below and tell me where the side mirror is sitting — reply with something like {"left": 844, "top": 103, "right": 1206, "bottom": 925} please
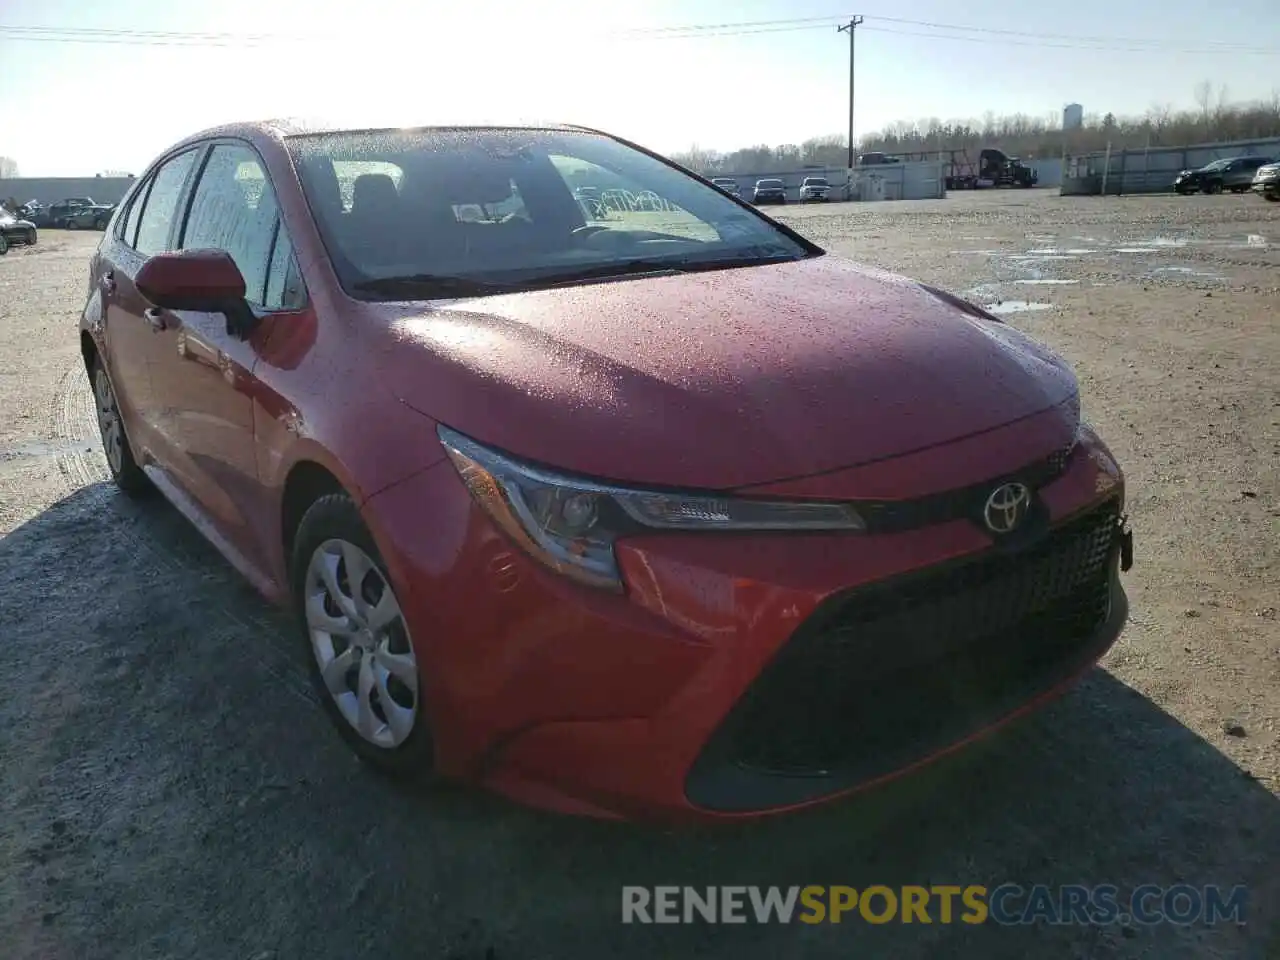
{"left": 135, "top": 249, "right": 258, "bottom": 339}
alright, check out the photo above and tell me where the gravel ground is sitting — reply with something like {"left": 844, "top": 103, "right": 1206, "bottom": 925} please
{"left": 1, "top": 191, "right": 1277, "bottom": 960}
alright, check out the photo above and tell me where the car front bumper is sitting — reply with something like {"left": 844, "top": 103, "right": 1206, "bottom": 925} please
{"left": 361, "top": 421, "right": 1131, "bottom": 821}
{"left": 1252, "top": 174, "right": 1280, "bottom": 194}
{"left": 753, "top": 192, "right": 786, "bottom": 204}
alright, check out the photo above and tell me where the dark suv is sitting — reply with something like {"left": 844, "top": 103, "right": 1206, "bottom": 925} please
{"left": 752, "top": 178, "right": 787, "bottom": 205}
{"left": 1174, "top": 157, "right": 1274, "bottom": 195}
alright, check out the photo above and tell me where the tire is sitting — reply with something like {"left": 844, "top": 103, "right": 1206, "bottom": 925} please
{"left": 1205, "top": 181, "right": 1223, "bottom": 195}
{"left": 0, "top": 233, "right": 8, "bottom": 255}
{"left": 291, "top": 494, "right": 434, "bottom": 778}
{"left": 90, "top": 355, "right": 151, "bottom": 495}
{"left": 1265, "top": 192, "right": 1279, "bottom": 202}
{"left": 65, "top": 219, "right": 79, "bottom": 230}
{"left": 25, "top": 228, "right": 36, "bottom": 245}
{"left": 94, "top": 218, "right": 107, "bottom": 230}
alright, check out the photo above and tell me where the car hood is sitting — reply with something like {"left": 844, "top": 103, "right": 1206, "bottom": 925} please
{"left": 367, "top": 255, "right": 1078, "bottom": 489}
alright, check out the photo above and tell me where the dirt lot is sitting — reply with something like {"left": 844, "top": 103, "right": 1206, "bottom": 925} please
{"left": 1, "top": 191, "right": 1277, "bottom": 960}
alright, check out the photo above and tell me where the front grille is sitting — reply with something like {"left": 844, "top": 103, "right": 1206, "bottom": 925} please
{"left": 855, "top": 441, "right": 1076, "bottom": 534}
{"left": 714, "top": 500, "right": 1120, "bottom": 779}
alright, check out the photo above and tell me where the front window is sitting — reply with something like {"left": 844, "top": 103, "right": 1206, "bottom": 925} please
{"left": 803, "top": 178, "right": 828, "bottom": 187}
{"left": 1202, "top": 160, "right": 1230, "bottom": 171}
{"left": 287, "top": 128, "right": 815, "bottom": 300}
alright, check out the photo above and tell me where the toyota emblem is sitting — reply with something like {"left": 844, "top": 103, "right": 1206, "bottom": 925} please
{"left": 983, "top": 482, "right": 1031, "bottom": 534}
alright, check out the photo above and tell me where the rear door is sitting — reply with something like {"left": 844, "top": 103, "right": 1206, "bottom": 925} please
{"left": 145, "top": 140, "right": 303, "bottom": 563}
{"left": 99, "top": 147, "right": 203, "bottom": 464}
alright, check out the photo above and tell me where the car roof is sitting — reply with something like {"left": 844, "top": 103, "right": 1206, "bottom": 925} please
{"left": 167, "top": 118, "right": 605, "bottom": 150}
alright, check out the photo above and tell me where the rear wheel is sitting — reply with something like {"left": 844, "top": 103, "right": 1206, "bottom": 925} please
{"left": 91, "top": 355, "right": 150, "bottom": 495}
{"left": 94, "top": 217, "right": 108, "bottom": 230}
{"left": 292, "top": 494, "right": 434, "bottom": 778}
{"left": 1205, "top": 181, "right": 1223, "bottom": 195}
{"left": 0, "top": 233, "right": 8, "bottom": 255}
{"left": 65, "top": 219, "right": 79, "bottom": 230}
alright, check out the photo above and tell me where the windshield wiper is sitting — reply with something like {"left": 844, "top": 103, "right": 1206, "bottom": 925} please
{"left": 352, "top": 273, "right": 520, "bottom": 298}
{"left": 536, "top": 251, "right": 803, "bottom": 288}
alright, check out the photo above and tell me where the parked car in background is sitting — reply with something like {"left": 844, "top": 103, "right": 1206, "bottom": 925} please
{"left": 1251, "top": 161, "right": 1280, "bottom": 201}
{"left": 33, "top": 197, "right": 97, "bottom": 228}
{"left": 61, "top": 203, "right": 116, "bottom": 230}
{"left": 81, "top": 119, "right": 1132, "bottom": 821}
{"left": 0, "top": 209, "right": 38, "bottom": 251}
{"left": 752, "top": 178, "right": 787, "bottom": 204}
{"left": 710, "top": 177, "right": 741, "bottom": 198}
{"left": 798, "top": 176, "right": 831, "bottom": 202}
{"left": 1174, "top": 157, "right": 1273, "bottom": 195}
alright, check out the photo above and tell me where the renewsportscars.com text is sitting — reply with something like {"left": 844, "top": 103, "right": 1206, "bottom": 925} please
{"left": 621, "top": 884, "right": 1248, "bottom": 926}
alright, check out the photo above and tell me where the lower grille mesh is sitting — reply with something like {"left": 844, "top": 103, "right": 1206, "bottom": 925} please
{"left": 723, "top": 501, "right": 1120, "bottom": 777}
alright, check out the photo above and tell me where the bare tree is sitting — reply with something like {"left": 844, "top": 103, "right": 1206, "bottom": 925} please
{"left": 1194, "top": 80, "right": 1213, "bottom": 129}
{"left": 670, "top": 89, "right": 1280, "bottom": 174}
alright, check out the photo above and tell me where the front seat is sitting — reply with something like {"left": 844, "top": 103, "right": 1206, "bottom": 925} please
{"left": 347, "top": 173, "right": 403, "bottom": 267}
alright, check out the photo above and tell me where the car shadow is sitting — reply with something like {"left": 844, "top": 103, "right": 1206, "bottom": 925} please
{"left": 1, "top": 483, "right": 1276, "bottom": 960}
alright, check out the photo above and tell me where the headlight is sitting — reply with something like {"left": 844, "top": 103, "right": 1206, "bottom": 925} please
{"left": 438, "top": 426, "right": 865, "bottom": 590}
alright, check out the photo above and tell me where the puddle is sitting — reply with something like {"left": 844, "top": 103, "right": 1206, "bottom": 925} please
{"left": 0, "top": 439, "right": 97, "bottom": 462}
{"left": 1114, "top": 247, "right": 1161, "bottom": 254}
{"left": 964, "top": 283, "right": 1003, "bottom": 301}
{"left": 1149, "top": 266, "right": 1226, "bottom": 281}
{"left": 1008, "top": 254, "right": 1079, "bottom": 262}
{"left": 1026, "top": 248, "right": 1096, "bottom": 255}
{"left": 950, "top": 249, "right": 1004, "bottom": 255}
{"left": 984, "top": 300, "right": 1054, "bottom": 314}
{"left": 1016, "top": 279, "right": 1078, "bottom": 285}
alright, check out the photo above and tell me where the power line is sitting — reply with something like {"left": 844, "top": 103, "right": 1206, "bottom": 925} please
{"left": 0, "top": 16, "right": 1277, "bottom": 55}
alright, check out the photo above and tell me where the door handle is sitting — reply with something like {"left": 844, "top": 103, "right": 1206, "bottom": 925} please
{"left": 101, "top": 271, "right": 116, "bottom": 295}
{"left": 144, "top": 307, "right": 169, "bottom": 332}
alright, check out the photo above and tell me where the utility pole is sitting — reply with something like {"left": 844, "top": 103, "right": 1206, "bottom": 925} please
{"left": 838, "top": 16, "right": 864, "bottom": 194}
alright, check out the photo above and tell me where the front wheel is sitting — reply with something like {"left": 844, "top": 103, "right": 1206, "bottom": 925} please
{"left": 25, "top": 228, "right": 36, "bottom": 245}
{"left": 292, "top": 494, "right": 434, "bottom": 778}
{"left": 1265, "top": 192, "right": 1279, "bottom": 202}
{"left": 65, "top": 219, "right": 79, "bottom": 230}
{"left": 94, "top": 218, "right": 108, "bottom": 230}
{"left": 91, "top": 356, "right": 150, "bottom": 495}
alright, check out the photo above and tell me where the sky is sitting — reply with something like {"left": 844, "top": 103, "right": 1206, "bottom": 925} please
{"left": 1, "top": 0, "right": 1278, "bottom": 176}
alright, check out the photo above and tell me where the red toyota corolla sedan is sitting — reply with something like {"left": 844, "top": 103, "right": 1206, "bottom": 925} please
{"left": 80, "top": 120, "right": 1133, "bottom": 821}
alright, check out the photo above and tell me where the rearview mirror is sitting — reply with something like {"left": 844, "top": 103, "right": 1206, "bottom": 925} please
{"left": 135, "top": 249, "right": 258, "bottom": 339}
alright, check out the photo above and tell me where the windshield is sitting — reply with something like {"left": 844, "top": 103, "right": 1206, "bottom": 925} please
{"left": 287, "top": 128, "right": 814, "bottom": 300}
{"left": 757, "top": 180, "right": 783, "bottom": 187}
{"left": 803, "top": 178, "right": 828, "bottom": 186}
{"left": 1201, "top": 159, "right": 1231, "bottom": 171}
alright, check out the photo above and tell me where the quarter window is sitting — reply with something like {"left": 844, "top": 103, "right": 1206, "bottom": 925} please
{"left": 264, "top": 227, "right": 305, "bottom": 310}
{"left": 182, "top": 143, "right": 281, "bottom": 304}
{"left": 134, "top": 149, "right": 200, "bottom": 256}
{"left": 118, "top": 177, "right": 150, "bottom": 247}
